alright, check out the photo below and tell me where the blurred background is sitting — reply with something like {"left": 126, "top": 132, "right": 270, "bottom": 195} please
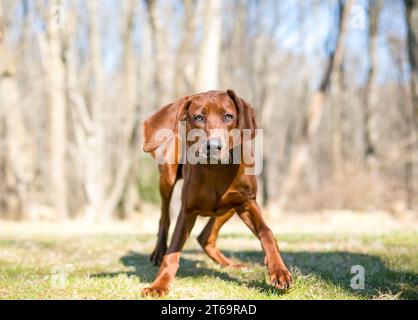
{"left": 0, "top": 0, "right": 417, "bottom": 222}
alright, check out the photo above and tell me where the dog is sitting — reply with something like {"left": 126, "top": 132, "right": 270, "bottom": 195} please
{"left": 141, "top": 90, "right": 292, "bottom": 297}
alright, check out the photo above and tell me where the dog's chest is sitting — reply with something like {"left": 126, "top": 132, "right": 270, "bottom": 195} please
{"left": 183, "top": 167, "right": 252, "bottom": 216}
{"left": 187, "top": 191, "right": 243, "bottom": 217}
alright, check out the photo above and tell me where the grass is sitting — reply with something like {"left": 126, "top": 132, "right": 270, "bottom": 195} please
{"left": 0, "top": 221, "right": 416, "bottom": 300}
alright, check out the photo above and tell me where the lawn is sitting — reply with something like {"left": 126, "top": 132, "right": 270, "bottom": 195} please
{"left": 0, "top": 214, "right": 417, "bottom": 300}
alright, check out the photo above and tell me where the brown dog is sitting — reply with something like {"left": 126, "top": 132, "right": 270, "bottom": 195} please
{"left": 141, "top": 90, "right": 292, "bottom": 297}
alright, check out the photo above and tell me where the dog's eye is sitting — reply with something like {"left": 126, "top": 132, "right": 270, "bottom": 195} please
{"left": 224, "top": 114, "right": 234, "bottom": 121}
{"left": 194, "top": 115, "right": 204, "bottom": 122}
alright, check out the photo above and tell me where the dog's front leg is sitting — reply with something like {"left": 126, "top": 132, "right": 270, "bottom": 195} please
{"left": 142, "top": 208, "right": 196, "bottom": 297}
{"left": 237, "top": 200, "right": 293, "bottom": 290}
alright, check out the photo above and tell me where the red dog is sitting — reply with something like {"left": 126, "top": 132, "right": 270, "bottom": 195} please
{"left": 142, "top": 90, "right": 292, "bottom": 297}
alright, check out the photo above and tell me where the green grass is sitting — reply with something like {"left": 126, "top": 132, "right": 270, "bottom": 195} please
{"left": 0, "top": 230, "right": 417, "bottom": 300}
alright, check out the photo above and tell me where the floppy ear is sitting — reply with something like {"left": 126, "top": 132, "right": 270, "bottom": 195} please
{"left": 227, "top": 89, "right": 258, "bottom": 140}
{"left": 143, "top": 98, "right": 192, "bottom": 153}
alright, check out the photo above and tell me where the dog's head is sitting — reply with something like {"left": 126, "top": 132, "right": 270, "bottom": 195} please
{"left": 143, "top": 90, "right": 257, "bottom": 163}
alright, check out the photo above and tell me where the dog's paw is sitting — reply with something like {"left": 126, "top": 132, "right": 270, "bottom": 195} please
{"left": 269, "top": 265, "right": 293, "bottom": 291}
{"left": 141, "top": 286, "right": 169, "bottom": 298}
{"left": 150, "top": 244, "right": 167, "bottom": 266}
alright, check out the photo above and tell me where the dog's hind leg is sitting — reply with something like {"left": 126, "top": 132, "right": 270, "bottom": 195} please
{"left": 150, "top": 164, "right": 181, "bottom": 266}
{"left": 197, "top": 210, "right": 244, "bottom": 268}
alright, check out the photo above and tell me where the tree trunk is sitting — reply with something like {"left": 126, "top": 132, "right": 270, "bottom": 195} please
{"left": 406, "top": 0, "right": 418, "bottom": 132}
{"left": 42, "top": 0, "right": 69, "bottom": 220}
{"left": 405, "top": 0, "right": 418, "bottom": 209}
{"left": 0, "top": 0, "right": 35, "bottom": 219}
{"left": 80, "top": 0, "right": 109, "bottom": 221}
{"left": 175, "top": 0, "right": 201, "bottom": 97}
{"left": 196, "top": 0, "right": 222, "bottom": 92}
{"left": 120, "top": 0, "right": 140, "bottom": 219}
{"left": 145, "top": 0, "right": 172, "bottom": 105}
{"left": 363, "top": 0, "right": 381, "bottom": 162}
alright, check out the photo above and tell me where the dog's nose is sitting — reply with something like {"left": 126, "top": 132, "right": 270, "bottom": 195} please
{"left": 207, "top": 139, "right": 223, "bottom": 153}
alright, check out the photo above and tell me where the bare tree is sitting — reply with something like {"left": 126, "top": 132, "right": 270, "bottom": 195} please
{"left": 42, "top": 0, "right": 69, "bottom": 219}
{"left": 363, "top": 0, "right": 381, "bottom": 162}
{"left": 120, "top": 0, "right": 141, "bottom": 218}
{"left": 277, "top": 0, "right": 354, "bottom": 210}
{"left": 196, "top": 0, "right": 222, "bottom": 92}
{"left": 0, "top": 0, "right": 35, "bottom": 218}
{"left": 405, "top": 0, "right": 418, "bottom": 208}
{"left": 66, "top": 1, "right": 135, "bottom": 221}
{"left": 406, "top": 0, "right": 418, "bottom": 131}
{"left": 175, "top": 0, "right": 201, "bottom": 97}
{"left": 145, "top": 0, "right": 173, "bottom": 105}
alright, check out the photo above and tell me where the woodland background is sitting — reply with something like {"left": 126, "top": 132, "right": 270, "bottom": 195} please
{"left": 0, "top": 0, "right": 417, "bottom": 221}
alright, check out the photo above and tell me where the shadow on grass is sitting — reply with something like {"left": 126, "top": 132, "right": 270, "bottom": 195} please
{"left": 93, "top": 249, "right": 417, "bottom": 299}
{"left": 93, "top": 250, "right": 288, "bottom": 297}
{"left": 227, "top": 250, "right": 418, "bottom": 299}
